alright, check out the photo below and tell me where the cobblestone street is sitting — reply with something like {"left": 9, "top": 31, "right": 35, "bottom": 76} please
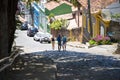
{"left": 7, "top": 30, "right": 120, "bottom": 80}
{"left": 36, "top": 50, "right": 120, "bottom": 80}
{"left": 1, "top": 0, "right": 120, "bottom": 80}
{"left": 7, "top": 50, "right": 120, "bottom": 80}
{"left": 7, "top": 53, "right": 56, "bottom": 80}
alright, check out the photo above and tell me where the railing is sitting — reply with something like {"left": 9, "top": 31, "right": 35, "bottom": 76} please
{"left": 0, "top": 48, "right": 20, "bottom": 71}
{"left": 0, "top": 48, "right": 20, "bottom": 80}
{"left": 0, "top": 57, "right": 10, "bottom": 72}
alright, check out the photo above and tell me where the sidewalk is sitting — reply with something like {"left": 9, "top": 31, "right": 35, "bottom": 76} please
{"left": 67, "top": 41, "right": 119, "bottom": 57}
{"left": 67, "top": 41, "right": 86, "bottom": 48}
{"left": 67, "top": 41, "right": 118, "bottom": 49}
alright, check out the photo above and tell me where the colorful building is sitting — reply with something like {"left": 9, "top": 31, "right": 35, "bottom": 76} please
{"left": 31, "top": 1, "right": 49, "bottom": 33}
{"left": 77, "top": 0, "right": 118, "bottom": 42}
{"left": 45, "top": 1, "right": 76, "bottom": 36}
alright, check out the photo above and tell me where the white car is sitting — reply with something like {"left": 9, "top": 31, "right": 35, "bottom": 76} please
{"left": 33, "top": 32, "right": 44, "bottom": 41}
{"left": 33, "top": 32, "right": 52, "bottom": 43}
{"left": 46, "top": 33, "right": 52, "bottom": 39}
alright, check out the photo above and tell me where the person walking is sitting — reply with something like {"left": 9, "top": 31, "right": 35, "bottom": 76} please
{"left": 51, "top": 35, "right": 55, "bottom": 50}
{"left": 57, "top": 34, "right": 62, "bottom": 51}
{"left": 62, "top": 35, "right": 67, "bottom": 51}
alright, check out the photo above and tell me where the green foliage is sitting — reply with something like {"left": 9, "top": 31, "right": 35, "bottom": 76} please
{"left": 16, "top": 19, "right": 22, "bottom": 29}
{"left": 34, "top": 0, "right": 39, "bottom": 3}
{"left": 50, "top": 19, "right": 62, "bottom": 30}
{"left": 50, "top": 19, "right": 68, "bottom": 30}
{"left": 89, "top": 35, "right": 112, "bottom": 45}
{"left": 25, "top": 0, "right": 39, "bottom": 8}
{"left": 70, "top": 0, "right": 81, "bottom": 7}
{"left": 111, "top": 13, "right": 120, "bottom": 19}
{"left": 61, "top": 19, "right": 69, "bottom": 28}
{"left": 20, "top": 12, "right": 25, "bottom": 15}
{"left": 89, "top": 40, "right": 97, "bottom": 45}
{"left": 21, "top": 0, "right": 26, "bottom": 2}
{"left": 48, "top": 13, "right": 55, "bottom": 19}
{"left": 101, "top": 40, "right": 112, "bottom": 45}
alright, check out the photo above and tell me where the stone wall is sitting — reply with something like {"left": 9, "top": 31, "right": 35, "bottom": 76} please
{"left": 71, "top": 28, "right": 81, "bottom": 41}
{"left": 52, "top": 28, "right": 81, "bottom": 41}
{"left": 108, "top": 21, "right": 120, "bottom": 41}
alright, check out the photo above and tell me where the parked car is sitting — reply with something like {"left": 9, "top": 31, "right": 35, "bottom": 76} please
{"left": 46, "top": 33, "right": 52, "bottom": 38}
{"left": 33, "top": 32, "right": 44, "bottom": 41}
{"left": 39, "top": 33, "right": 52, "bottom": 43}
{"left": 33, "top": 32, "right": 52, "bottom": 43}
{"left": 27, "top": 27, "right": 38, "bottom": 37}
{"left": 21, "top": 21, "right": 28, "bottom": 30}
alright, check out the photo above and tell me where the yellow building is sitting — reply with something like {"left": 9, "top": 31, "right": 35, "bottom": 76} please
{"left": 83, "top": 11, "right": 110, "bottom": 37}
{"left": 77, "top": 0, "right": 118, "bottom": 42}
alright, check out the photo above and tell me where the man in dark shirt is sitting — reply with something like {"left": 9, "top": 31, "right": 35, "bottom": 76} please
{"left": 57, "top": 34, "right": 62, "bottom": 51}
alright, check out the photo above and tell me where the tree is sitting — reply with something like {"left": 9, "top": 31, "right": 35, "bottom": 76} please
{"left": 61, "top": 18, "right": 69, "bottom": 29}
{"left": 69, "top": 0, "right": 85, "bottom": 42}
{"left": 48, "top": 13, "right": 55, "bottom": 23}
{"left": 50, "top": 18, "right": 68, "bottom": 37}
{"left": 70, "top": 0, "right": 81, "bottom": 27}
{"left": 0, "top": 0, "right": 18, "bottom": 59}
{"left": 87, "top": 0, "right": 93, "bottom": 37}
{"left": 50, "top": 19, "right": 62, "bottom": 30}
{"left": 50, "top": 18, "right": 68, "bottom": 29}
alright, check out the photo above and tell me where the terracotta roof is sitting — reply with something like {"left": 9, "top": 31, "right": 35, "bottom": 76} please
{"left": 45, "top": 1, "right": 60, "bottom": 10}
{"left": 45, "top": 0, "right": 76, "bottom": 11}
{"left": 77, "top": 0, "right": 118, "bottom": 12}
{"left": 45, "top": 1, "right": 74, "bottom": 19}
{"left": 59, "top": 0, "right": 72, "bottom": 6}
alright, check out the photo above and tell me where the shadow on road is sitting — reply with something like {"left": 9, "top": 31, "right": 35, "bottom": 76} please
{"left": 7, "top": 50, "right": 120, "bottom": 80}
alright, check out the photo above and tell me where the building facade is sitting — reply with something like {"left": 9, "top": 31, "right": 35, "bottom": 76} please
{"left": 31, "top": 1, "right": 49, "bottom": 33}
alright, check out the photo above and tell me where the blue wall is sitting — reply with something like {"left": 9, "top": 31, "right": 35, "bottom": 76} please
{"left": 33, "top": 8, "right": 40, "bottom": 29}
{"left": 32, "top": 2, "right": 49, "bottom": 33}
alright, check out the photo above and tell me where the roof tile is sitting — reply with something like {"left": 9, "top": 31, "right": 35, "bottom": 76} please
{"left": 78, "top": 0, "right": 118, "bottom": 12}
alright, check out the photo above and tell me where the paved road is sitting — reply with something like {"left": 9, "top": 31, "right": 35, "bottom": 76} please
{"left": 15, "top": 30, "right": 56, "bottom": 53}
{"left": 15, "top": 30, "right": 76, "bottom": 53}
{"left": 15, "top": 30, "right": 119, "bottom": 56}
{"left": 7, "top": 53, "right": 56, "bottom": 80}
{"left": 13, "top": 30, "right": 120, "bottom": 80}
{"left": 37, "top": 50, "right": 120, "bottom": 80}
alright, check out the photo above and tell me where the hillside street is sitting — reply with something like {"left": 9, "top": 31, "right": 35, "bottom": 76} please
{"left": 10, "top": 30, "right": 120, "bottom": 80}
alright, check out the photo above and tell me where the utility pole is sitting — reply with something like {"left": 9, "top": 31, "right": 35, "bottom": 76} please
{"left": 87, "top": 0, "right": 93, "bottom": 37}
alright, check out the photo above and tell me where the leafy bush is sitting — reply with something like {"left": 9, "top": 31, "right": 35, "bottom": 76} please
{"left": 89, "top": 35, "right": 112, "bottom": 45}
{"left": 89, "top": 40, "right": 97, "bottom": 45}
{"left": 16, "top": 19, "right": 22, "bottom": 29}
{"left": 50, "top": 19, "right": 68, "bottom": 30}
{"left": 50, "top": 19, "right": 62, "bottom": 30}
